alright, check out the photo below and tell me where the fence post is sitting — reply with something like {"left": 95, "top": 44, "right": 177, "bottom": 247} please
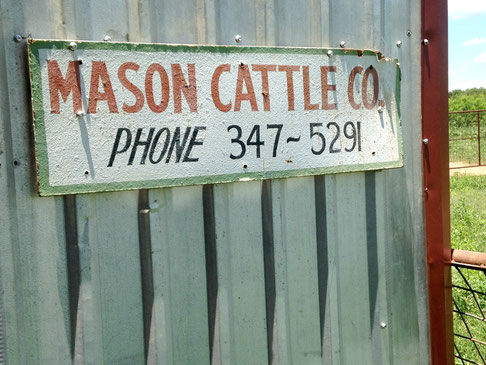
{"left": 422, "top": 0, "right": 454, "bottom": 363}
{"left": 478, "top": 111, "right": 481, "bottom": 166}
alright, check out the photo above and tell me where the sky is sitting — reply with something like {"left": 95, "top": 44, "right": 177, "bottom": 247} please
{"left": 449, "top": 0, "right": 486, "bottom": 90}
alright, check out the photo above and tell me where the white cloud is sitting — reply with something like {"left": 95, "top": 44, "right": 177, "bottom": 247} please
{"left": 474, "top": 52, "right": 486, "bottom": 63}
{"left": 449, "top": 0, "right": 486, "bottom": 19}
{"left": 464, "top": 37, "right": 486, "bottom": 46}
{"left": 449, "top": 77, "right": 486, "bottom": 90}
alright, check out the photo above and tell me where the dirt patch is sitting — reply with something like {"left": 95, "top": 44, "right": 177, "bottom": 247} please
{"left": 450, "top": 162, "right": 486, "bottom": 176}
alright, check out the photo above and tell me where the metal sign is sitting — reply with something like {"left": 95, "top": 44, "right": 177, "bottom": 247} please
{"left": 28, "top": 40, "right": 402, "bottom": 196}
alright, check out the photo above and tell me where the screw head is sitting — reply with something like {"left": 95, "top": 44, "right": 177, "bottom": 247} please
{"left": 149, "top": 201, "right": 159, "bottom": 211}
{"left": 340, "top": 41, "right": 346, "bottom": 48}
{"left": 76, "top": 110, "right": 85, "bottom": 117}
{"left": 423, "top": 138, "right": 429, "bottom": 144}
{"left": 378, "top": 106, "right": 384, "bottom": 113}
{"left": 104, "top": 35, "right": 112, "bottom": 42}
{"left": 235, "top": 34, "right": 242, "bottom": 43}
{"left": 407, "top": 30, "right": 412, "bottom": 37}
{"left": 423, "top": 39, "right": 429, "bottom": 46}
{"left": 380, "top": 322, "right": 387, "bottom": 328}
{"left": 396, "top": 40, "right": 402, "bottom": 48}
{"left": 13, "top": 34, "right": 22, "bottom": 43}
{"left": 68, "top": 42, "right": 77, "bottom": 51}
{"left": 327, "top": 50, "right": 333, "bottom": 57}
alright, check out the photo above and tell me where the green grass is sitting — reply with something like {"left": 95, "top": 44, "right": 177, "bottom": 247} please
{"left": 450, "top": 175, "right": 486, "bottom": 363}
{"left": 450, "top": 175, "right": 486, "bottom": 251}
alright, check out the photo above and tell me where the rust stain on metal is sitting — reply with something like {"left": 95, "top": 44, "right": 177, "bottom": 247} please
{"left": 452, "top": 249, "right": 486, "bottom": 268}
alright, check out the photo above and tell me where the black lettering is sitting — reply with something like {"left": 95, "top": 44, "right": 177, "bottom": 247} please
{"left": 327, "top": 122, "right": 341, "bottom": 153}
{"left": 128, "top": 128, "right": 155, "bottom": 165}
{"left": 166, "top": 127, "right": 192, "bottom": 163}
{"left": 183, "top": 126, "right": 206, "bottom": 162}
{"left": 227, "top": 125, "right": 246, "bottom": 159}
{"left": 267, "top": 124, "right": 283, "bottom": 157}
{"left": 108, "top": 128, "right": 132, "bottom": 167}
{"left": 149, "top": 128, "right": 171, "bottom": 164}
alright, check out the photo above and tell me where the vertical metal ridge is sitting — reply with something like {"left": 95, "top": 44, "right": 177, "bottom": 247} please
{"left": 147, "top": 0, "right": 158, "bottom": 42}
{"left": 272, "top": 0, "right": 280, "bottom": 46}
{"left": 0, "top": 12, "right": 22, "bottom": 362}
{"left": 365, "top": 172, "right": 378, "bottom": 327}
{"left": 314, "top": 175, "right": 328, "bottom": 347}
{"left": 213, "top": 0, "right": 223, "bottom": 45}
{"left": 261, "top": 180, "right": 276, "bottom": 364}
{"left": 264, "top": 0, "right": 276, "bottom": 46}
{"left": 310, "top": 0, "right": 321, "bottom": 46}
{"left": 380, "top": 173, "right": 394, "bottom": 365}
{"left": 203, "top": 184, "right": 218, "bottom": 363}
{"left": 196, "top": 0, "right": 207, "bottom": 43}
{"left": 137, "top": 189, "right": 154, "bottom": 362}
{"left": 0, "top": 266, "right": 6, "bottom": 365}
{"left": 378, "top": 0, "right": 386, "bottom": 51}
{"left": 63, "top": 194, "right": 80, "bottom": 360}
{"left": 327, "top": 0, "right": 333, "bottom": 45}
{"left": 365, "top": 172, "right": 382, "bottom": 365}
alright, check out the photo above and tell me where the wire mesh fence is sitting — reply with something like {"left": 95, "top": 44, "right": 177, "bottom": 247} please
{"left": 452, "top": 260, "right": 486, "bottom": 364}
{"left": 449, "top": 110, "right": 486, "bottom": 169}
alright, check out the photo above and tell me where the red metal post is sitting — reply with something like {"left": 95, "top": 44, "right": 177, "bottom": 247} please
{"left": 478, "top": 111, "right": 481, "bottom": 166}
{"left": 422, "top": 0, "right": 454, "bottom": 363}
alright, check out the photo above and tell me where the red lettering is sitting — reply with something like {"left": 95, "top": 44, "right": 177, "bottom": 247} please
{"left": 234, "top": 64, "right": 258, "bottom": 112}
{"left": 211, "top": 64, "right": 231, "bottom": 112}
{"left": 362, "top": 66, "right": 379, "bottom": 109}
{"left": 118, "top": 62, "right": 144, "bottom": 113}
{"left": 88, "top": 61, "right": 118, "bottom": 114}
{"left": 303, "top": 66, "right": 318, "bottom": 110}
{"left": 47, "top": 60, "right": 82, "bottom": 114}
{"left": 252, "top": 64, "right": 276, "bottom": 111}
{"left": 320, "top": 66, "right": 337, "bottom": 110}
{"left": 171, "top": 64, "right": 197, "bottom": 113}
{"left": 278, "top": 65, "right": 300, "bottom": 111}
{"left": 145, "top": 64, "right": 170, "bottom": 113}
{"left": 348, "top": 66, "right": 363, "bottom": 110}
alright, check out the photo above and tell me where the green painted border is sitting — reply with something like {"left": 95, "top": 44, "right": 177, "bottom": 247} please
{"left": 27, "top": 39, "right": 403, "bottom": 196}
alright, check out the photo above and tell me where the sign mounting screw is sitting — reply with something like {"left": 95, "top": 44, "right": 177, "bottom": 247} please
{"left": 340, "top": 41, "right": 346, "bottom": 48}
{"left": 13, "top": 34, "right": 23, "bottom": 43}
{"left": 68, "top": 42, "right": 77, "bottom": 51}
{"left": 396, "top": 40, "right": 402, "bottom": 48}
{"left": 104, "top": 35, "right": 112, "bottom": 42}
{"left": 380, "top": 322, "right": 387, "bottom": 328}
{"left": 327, "top": 50, "right": 333, "bottom": 57}
{"left": 235, "top": 34, "right": 242, "bottom": 43}
{"left": 423, "top": 39, "right": 429, "bottom": 46}
{"left": 378, "top": 106, "right": 384, "bottom": 113}
{"left": 423, "top": 138, "right": 429, "bottom": 144}
{"left": 76, "top": 110, "right": 85, "bottom": 118}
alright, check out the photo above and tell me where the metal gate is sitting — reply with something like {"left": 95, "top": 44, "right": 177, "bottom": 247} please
{"left": 449, "top": 110, "right": 486, "bottom": 169}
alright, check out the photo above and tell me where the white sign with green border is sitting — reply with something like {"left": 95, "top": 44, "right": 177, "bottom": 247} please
{"left": 28, "top": 40, "right": 402, "bottom": 196}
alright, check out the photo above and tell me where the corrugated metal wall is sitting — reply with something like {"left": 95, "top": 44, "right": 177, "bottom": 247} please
{"left": 0, "top": 0, "right": 429, "bottom": 364}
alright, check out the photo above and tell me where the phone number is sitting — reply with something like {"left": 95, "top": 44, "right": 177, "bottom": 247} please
{"left": 227, "top": 122, "right": 362, "bottom": 159}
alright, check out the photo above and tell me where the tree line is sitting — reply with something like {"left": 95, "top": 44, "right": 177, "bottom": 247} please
{"left": 449, "top": 88, "right": 486, "bottom": 128}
